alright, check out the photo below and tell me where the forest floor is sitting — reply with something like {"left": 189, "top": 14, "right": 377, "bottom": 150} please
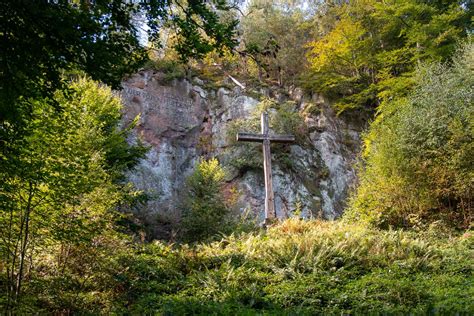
{"left": 113, "top": 219, "right": 473, "bottom": 314}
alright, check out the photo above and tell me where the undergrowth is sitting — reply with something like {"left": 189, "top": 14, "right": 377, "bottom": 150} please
{"left": 113, "top": 219, "right": 473, "bottom": 314}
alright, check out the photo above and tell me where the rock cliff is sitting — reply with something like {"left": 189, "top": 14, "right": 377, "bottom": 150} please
{"left": 120, "top": 70, "right": 366, "bottom": 235}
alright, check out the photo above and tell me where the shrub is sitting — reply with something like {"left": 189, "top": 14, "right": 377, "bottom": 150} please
{"left": 180, "top": 158, "right": 232, "bottom": 242}
{"left": 143, "top": 58, "right": 186, "bottom": 83}
{"left": 347, "top": 42, "right": 474, "bottom": 229}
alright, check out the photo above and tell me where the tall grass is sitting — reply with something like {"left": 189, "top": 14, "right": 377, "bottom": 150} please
{"left": 115, "top": 219, "right": 473, "bottom": 314}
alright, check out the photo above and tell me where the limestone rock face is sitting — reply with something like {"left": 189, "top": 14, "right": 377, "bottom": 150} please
{"left": 120, "top": 70, "right": 365, "bottom": 232}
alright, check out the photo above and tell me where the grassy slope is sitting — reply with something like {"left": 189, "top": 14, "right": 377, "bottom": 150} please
{"left": 116, "top": 219, "right": 473, "bottom": 314}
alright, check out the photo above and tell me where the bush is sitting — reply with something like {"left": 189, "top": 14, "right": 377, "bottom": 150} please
{"left": 180, "top": 158, "right": 232, "bottom": 242}
{"left": 143, "top": 58, "right": 186, "bottom": 83}
{"left": 347, "top": 42, "right": 474, "bottom": 229}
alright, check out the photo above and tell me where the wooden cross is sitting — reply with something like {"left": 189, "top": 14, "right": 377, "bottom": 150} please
{"left": 237, "top": 112, "right": 295, "bottom": 223}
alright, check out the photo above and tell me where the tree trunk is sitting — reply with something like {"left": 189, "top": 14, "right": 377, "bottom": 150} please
{"left": 14, "top": 182, "right": 34, "bottom": 302}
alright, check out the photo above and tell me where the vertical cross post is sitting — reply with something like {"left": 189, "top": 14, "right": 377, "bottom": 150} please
{"left": 261, "top": 112, "right": 276, "bottom": 221}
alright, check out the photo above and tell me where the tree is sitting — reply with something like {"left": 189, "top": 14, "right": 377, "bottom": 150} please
{"left": 347, "top": 42, "right": 473, "bottom": 229}
{"left": 0, "top": 1, "right": 237, "bottom": 310}
{"left": 0, "top": 78, "right": 145, "bottom": 312}
{"left": 306, "top": 0, "right": 473, "bottom": 113}
{"left": 0, "top": 0, "right": 238, "bottom": 123}
{"left": 239, "top": 0, "right": 317, "bottom": 86}
{"left": 181, "top": 158, "right": 230, "bottom": 242}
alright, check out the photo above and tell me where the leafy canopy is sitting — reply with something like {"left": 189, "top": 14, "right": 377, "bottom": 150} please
{"left": 239, "top": 0, "right": 317, "bottom": 86}
{"left": 0, "top": 0, "right": 238, "bottom": 122}
{"left": 306, "top": 0, "right": 472, "bottom": 113}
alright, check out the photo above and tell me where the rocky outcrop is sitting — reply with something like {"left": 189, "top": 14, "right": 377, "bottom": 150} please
{"left": 120, "top": 70, "right": 365, "bottom": 234}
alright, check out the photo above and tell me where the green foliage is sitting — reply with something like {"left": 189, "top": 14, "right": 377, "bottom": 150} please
{"left": 0, "top": 78, "right": 145, "bottom": 312}
{"left": 194, "top": 48, "right": 241, "bottom": 86}
{"left": 3, "top": 213, "right": 472, "bottom": 314}
{"left": 143, "top": 58, "right": 186, "bottom": 83}
{"left": 113, "top": 219, "right": 474, "bottom": 314}
{"left": 0, "top": 0, "right": 237, "bottom": 123}
{"left": 170, "top": 1, "right": 238, "bottom": 62}
{"left": 305, "top": 0, "right": 472, "bottom": 113}
{"left": 2, "top": 2, "right": 472, "bottom": 314}
{"left": 0, "top": 1, "right": 238, "bottom": 309}
{"left": 180, "top": 158, "right": 232, "bottom": 242}
{"left": 347, "top": 42, "right": 473, "bottom": 229}
{"left": 238, "top": 0, "right": 318, "bottom": 86}
{"left": 272, "top": 101, "right": 308, "bottom": 144}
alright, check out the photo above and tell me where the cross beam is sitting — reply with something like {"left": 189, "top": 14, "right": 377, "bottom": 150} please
{"left": 236, "top": 133, "right": 295, "bottom": 143}
{"left": 236, "top": 112, "right": 295, "bottom": 222}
